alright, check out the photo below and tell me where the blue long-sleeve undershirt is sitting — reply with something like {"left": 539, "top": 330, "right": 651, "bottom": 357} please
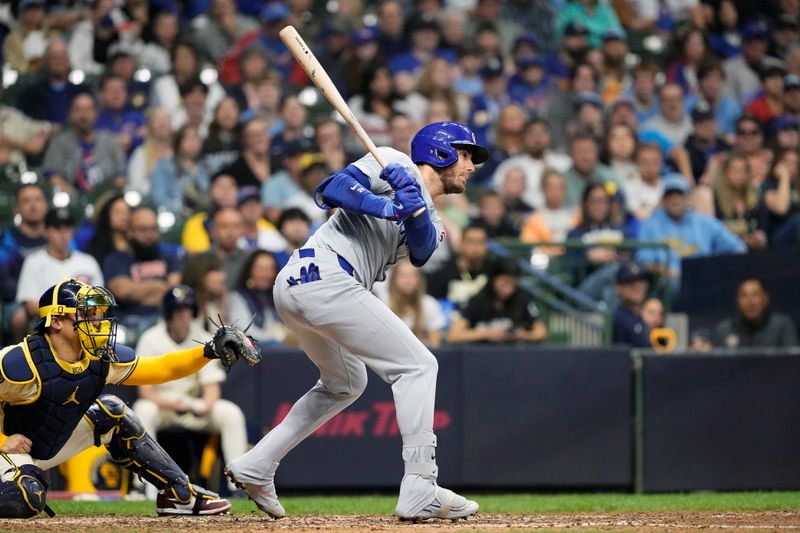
{"left": 314, "top": 165, "right": 391, "bottom": 219}
{"left": 404, "top": 206, "right": 437, "bottom": 266}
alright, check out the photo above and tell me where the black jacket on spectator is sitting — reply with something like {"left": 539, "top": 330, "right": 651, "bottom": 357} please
{"left": 713, "top": 311, "right": 799, "bottom": 348}
{"left": 17, "top": 78, "right": 89, "bottom": 124}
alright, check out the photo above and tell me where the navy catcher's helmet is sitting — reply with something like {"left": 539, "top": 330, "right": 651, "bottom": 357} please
{"left": 162, "top": 284, "right": 199, "bottom": 321}
{"left": 410, "top": 121, "right": 489, "bottom": 169}
{"left": 35, "top": 278, "right": 86, "bottom": 332}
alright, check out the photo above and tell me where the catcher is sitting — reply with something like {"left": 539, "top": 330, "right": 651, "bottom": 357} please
{"left": 0, "top": 278, "right": 261, "bottom": 518}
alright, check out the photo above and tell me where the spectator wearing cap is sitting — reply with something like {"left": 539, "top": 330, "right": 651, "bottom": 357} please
{"left": 190, "top": 0, "right": 258, "bottom": 63}
{"left": 771, "top": 14, "right": 799, "bottom": 59}
{"left": 612, "top": 261, "right": 651, "bottom": 348}
{"left": 713, "top": 278, "right": 798, "bottom": 348}
{"left": 3, "top": 0, "right": 52, "bottom": 72}
{"left": 703, "top": 115, "right": 773, "bottom": 188}
{"left": 723, "top": 21, "right": 784, "bottom": 104}
{"left": 17, "top": 38, "right": 90, "bottom": 124}
{"left": 607, "top": 96, "right": 639, "bottom": 129}
{"left": 236, "top": 186, "right": 285, "bottom": 252}
{"left": 106, "top": 49, "right": 152, "bottom": 112}
{"left": 548, "top": 63, "right": 599, "bottom": 152}
{"left": 491, "top": 117, "right": 572, "bottom": 210}
{"left": 16, "top": 208, "right": 104, "bottom": 323}
{"left": 546, "top": 20, "right": 591, "bottom": 82}
{"left": 508, "top": 54, "right": 553, "bottom": 115}
{"left": 684, "top": 104, "right": 731, "bottom": 183}
{"left": 759, "top": 148, "right": 800, "bottom": 245}
{"left": 641, "top": 83, "right": 693, "bottom": 147}
{"left": 219, "top": 1, "right": 292, "bottom": 85}
{"left": 635, "top": 173, "right": 745, "bottom": 294}
{"left": 599, "top": 28, "right": 629, "bottom": 103}
{"left": 782, "top": 74, "right": 800, "bottom": 121}
{"left": 773, "top": 114, "right": 799, "bottom": 151}
{"left": 41, "top": 93, "right": 126, "bottom": 194}
{"left": 221, "top": 117, "right": 272, "bottom": 188}
{"left": 342, "top": 26, "right": 383, "bottom": 98}
{"left": 746, "top": 65, "right": 786, "bottom": 125}
{"left": 447, "top": 256, "right": 547, "bottom": 345}
{"left": 555, "top": 0, "right": 622, "bottom": 48}
{"left": 564, "top": 132, "right": 620, "bottom": 208}
{"left": 467, "top": 56, "right": 511, "bottom": 147}
{"left": 685, "top": 59, "right": 741, "bottom": 137}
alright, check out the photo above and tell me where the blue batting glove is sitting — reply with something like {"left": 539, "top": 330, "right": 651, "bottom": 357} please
{"left": 380, "top": 162, "right": 420, "bottom": 191}
{"left": 391, "top": 185, "right": 426, "bottom": 221}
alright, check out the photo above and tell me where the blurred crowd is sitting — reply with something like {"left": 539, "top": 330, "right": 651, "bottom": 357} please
{"left": 1, "top": 0, "right": 799, "bottom": 352}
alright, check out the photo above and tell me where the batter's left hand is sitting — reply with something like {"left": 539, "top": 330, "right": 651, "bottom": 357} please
{"left": 380, "top": 163, "right": 420, "bottom": 191}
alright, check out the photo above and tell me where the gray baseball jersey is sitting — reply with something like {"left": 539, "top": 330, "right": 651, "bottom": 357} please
{"left": 305, "top": 147, "right": 445, "bottom": 290}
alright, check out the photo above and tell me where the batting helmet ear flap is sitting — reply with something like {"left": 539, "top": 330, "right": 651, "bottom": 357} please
{"left": 411, "top": 122, "right": 489, "bottom": 169}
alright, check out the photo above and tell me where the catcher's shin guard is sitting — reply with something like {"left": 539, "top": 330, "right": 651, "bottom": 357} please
{"left": 85, "top": 394, "right": 198, "bottom": 504}
{"left": 0, "top": 464, "right": 53, "bottom": 518}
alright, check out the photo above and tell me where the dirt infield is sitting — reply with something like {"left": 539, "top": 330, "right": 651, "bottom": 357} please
{"left": 5, "top": 511, "right": 800, "bottom": 532}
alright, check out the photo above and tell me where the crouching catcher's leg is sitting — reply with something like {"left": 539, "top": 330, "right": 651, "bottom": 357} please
{"left": 86, "top": 394, "right": 230, "bottom": 515}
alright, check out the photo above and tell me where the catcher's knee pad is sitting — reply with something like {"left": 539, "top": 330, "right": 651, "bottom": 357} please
{"left": 0, "top": 465, "right": 50, "bottom": 518}
{"left": 87, "top": 395, "right": 193, "bottom": 502}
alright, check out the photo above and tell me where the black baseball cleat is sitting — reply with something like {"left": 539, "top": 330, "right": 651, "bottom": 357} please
{"left": 155, "top": 486, "right": 231, "bottom": 516}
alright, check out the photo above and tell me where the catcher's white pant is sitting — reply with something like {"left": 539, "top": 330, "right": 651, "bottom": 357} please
{"left": 1, "top": 418, "right": 114, "bottom": 476}
{"left": 227, "top": 248, "right": 439, "bottom": 513}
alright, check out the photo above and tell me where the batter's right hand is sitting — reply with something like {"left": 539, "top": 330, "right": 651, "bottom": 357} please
{"left": 1, "top": 434, "right": 32, "bottom": 454}
{"left": 380, "top": 162, "right": 420, "bottom": 191}
{"left": 385, "top": 185, "right": 426, "bottom": 221}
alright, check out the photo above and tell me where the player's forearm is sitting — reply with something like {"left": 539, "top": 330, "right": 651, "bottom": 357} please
{"left": 317, "top": 169, "right": 391, "bottom": 218}
{"left": 403, "top": 209, "right": 436, "bottom": 266}
{"left": 123, "top": 346, "right": 209, "bottom": 385}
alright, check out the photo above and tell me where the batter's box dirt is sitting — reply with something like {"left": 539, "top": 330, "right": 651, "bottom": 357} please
{"left": 4, "top": 511, "right": 800, "bottom": 532}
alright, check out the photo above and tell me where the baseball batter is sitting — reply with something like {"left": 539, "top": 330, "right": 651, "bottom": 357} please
{"left": 225, "top": 122, "right": 488, "bottom": 521}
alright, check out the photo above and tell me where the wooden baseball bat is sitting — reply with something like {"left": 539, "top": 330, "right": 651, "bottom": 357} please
{"left": 279, "top": 25, "right": 425, "bottom": 216}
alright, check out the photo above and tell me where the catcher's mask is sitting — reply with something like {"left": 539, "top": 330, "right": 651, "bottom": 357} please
{"left": 37, "top": 279, "right": 119, "bottom": 362}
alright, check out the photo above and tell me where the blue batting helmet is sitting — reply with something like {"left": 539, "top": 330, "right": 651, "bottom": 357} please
{"left": 410, "top": 122, "right": 489, "bottom": 169}
{"left": 162, "top": 285, "right": 199, "bottom": 321}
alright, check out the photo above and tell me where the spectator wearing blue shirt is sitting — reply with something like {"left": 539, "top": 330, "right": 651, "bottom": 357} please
{"left": 684, "top": 59, "right": 741, "bottom": 137}
{"left": 388, "top": 14, "right": 452, "bottom": 76}
{"left": 0, "top": 184, "right": 48, "bottom": 342}
{"left": 684, "top": 105, "right": 731, "bottom": 183}
{"left": 95, "top": 75, "right": 147, "bottom": 156}
{"left": 103, "top": 206, "right": 183, "bottom": 333}
{"left": 468, "top": 57, "right": 511, "bottom": 149}
{"left": 508, "top": 54, "right": 553, "bottom": 115}
{"left": 17, "top": 38, "right": 89, "bottom": 124}
{"left": 612, "top": 261, "right": 652, "bottom": 348}
{"left": 629, "top": 62, "right": 661, "bottom": 125}
{"left": 636, "top": 174, "right": 746, "bottom": 296}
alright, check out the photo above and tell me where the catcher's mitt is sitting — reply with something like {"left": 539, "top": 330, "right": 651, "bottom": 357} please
{"left": 203, "top": 323, "right": 262, "bottom": 368}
